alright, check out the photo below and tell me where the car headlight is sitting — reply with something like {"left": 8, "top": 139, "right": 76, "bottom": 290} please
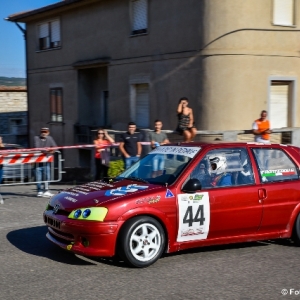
{"left": 68, "top": 207, "right": 108, "bottom": 221}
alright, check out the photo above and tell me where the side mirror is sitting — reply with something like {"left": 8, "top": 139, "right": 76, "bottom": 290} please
{"left": 182, "top": 178, "right": 202, "bottom": 193}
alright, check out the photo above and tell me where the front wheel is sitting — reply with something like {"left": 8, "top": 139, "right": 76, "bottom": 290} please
{"left": 292, "top": 213, "right": 300, "bottom": 245}
{"left": 118, "top": 216, "right": 165, "bottom": 268}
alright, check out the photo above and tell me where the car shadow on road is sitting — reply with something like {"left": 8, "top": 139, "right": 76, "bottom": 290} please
{"left": 6, "top": 225, "right": 96, "bottom": 266}
{"left": 161, "top": 238, "right": 297, "bottom": 259}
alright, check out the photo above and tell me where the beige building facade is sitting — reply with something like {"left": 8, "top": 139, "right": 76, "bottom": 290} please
{"left": 0, "top": 87, "right": 28, "bottom": 146}
{"left": 7, "top": 0, "right": 300, "bottom": 167}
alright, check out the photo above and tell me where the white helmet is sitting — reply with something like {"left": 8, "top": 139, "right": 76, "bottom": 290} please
{"left": 209, "top": 156, "right": 227, "bottom": 175}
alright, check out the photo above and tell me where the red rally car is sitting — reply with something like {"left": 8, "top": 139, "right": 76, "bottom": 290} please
{"left": 44, "top": 142, "right": 300, "bottom": 267}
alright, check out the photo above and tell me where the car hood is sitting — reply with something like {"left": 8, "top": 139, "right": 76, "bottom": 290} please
{"left": 50, "top": 179, "right": 163, "bottom": 211}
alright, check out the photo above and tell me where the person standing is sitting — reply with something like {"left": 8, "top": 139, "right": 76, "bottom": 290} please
{"left": 94, "top": 128, "right": 114, "bottom": 180}
{"left": 34, "top": 128, "right": 57, "bottom": 197}
{"left": 177, "top": 97, "right": 197, "bottom": 142}
{"left": 149, "top": 120, "right": 169, "bottom": 149}
{"left": 252, "top": 110, "right": 272, "bottom": 143}
{"left": 149, "top": 120, "right": 169, "bottom": 177}
{"left": 119, "top": 122, "right": 142, "bottom": 169}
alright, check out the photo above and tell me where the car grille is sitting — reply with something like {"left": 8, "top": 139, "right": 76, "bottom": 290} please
{"left": 48, "top": 227, "right": 74, "bottom": 243}
{"left": 44, "top": 215, "right": 61, "bottom": 229}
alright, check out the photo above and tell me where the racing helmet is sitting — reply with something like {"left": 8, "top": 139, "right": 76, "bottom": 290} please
{"left": 209, "top": 155, "right": 227, "bottom": 175}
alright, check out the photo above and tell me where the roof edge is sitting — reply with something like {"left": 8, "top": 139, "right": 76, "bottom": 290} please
{"left": 6, "top": 0, "right": 83, "bottom": 23}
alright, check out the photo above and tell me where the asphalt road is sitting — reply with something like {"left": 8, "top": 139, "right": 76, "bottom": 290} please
{"left": 0, "top": 184, "right": 299, "bottom": 300}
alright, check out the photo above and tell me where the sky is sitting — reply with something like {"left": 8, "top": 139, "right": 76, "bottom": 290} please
{"left": 0, "top": 0, "right": 61, "bottom": 78}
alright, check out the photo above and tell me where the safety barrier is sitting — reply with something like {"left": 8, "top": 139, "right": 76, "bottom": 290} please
{"left": 0, "top": 151, "right": 63, "bottom": 186}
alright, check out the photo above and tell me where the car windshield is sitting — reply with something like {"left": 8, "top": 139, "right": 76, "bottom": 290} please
{"left": 116, "top": 146, "right": 201, "bottom": 185}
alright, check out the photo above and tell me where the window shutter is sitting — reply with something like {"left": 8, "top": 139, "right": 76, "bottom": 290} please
{"left": 273, "top": 0, "right": 294, "bottom": 26}
{"left": 135, "top": 84, "right": 149, "bottom": 128}
{"left": 51, "top": 20, "right": 60, "bottom": 42}
{"left": 132, "top": 0, "right": 147, "bottom": 31}
{"left": 39, "top": 23, "right": 49, "bottom": 38}
{"left": 270, "top": 84, "right": 289, "bottom": 128}
{"left": 56, "top": 89, "right": 63, "bottom": 122}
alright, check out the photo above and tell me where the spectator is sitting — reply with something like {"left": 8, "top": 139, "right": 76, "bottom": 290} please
{"left": 94, "top": 128, "right": 114, "bottom": 180}
{"left": 252, "top": 110, "right": 272, "bottom": 143}
{"left": 34, "top": 128, "right": 57, "bottom": 197}
{"left": 119, "top": 122, "right": 142, "bottom": 169}
{"left": 0, "top": 136, "right": 4, "bottom": 184}
{"left": 149, "top": 120, "right": 169, "bottom": 177}
{"left": 149, "top": 120, "right": 170, "bottom": 149}
{"left": 177, "top": 97, "right": 197, "bottom": 142}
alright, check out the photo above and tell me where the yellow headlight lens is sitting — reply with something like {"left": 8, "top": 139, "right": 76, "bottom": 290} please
{"left": 68, "top": 207, "right": 108, "bottom": 221}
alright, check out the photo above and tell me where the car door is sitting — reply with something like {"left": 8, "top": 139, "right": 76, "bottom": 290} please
{"left": 251, "top": 147, "right": 300, "bottom": 233}
{"left": 176, "top": 146, "right": 263, "bottom": 243}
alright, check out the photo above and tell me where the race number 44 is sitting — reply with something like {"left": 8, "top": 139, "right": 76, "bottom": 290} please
{"left": 183, "top": 205, "right": 205, "bottom": 227}
{"left": 177, "top": 193, "right": 210, "bottom": 242}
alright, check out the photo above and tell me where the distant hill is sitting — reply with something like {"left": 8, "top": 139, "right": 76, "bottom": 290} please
{"left": 0, "top": 77, "right": 26, "bottom": 87}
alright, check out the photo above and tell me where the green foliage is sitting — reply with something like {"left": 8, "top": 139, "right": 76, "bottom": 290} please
{"left": 108, "top": 159, "right": 124, "bottom": 178}
{"left": 0, "top": 77, "right": 26, "bottom": 86}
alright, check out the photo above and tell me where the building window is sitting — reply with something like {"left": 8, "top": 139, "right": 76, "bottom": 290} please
{"left": 130, "top": 83, "right": 149, "bottom": 128}
{"left": 273, "top": 0, "right": 295, "bottom": 26}
{"left": 131, "top": 0, "right": 148, "bottom": 35}
{"left": 50, "top": 88, "right": 63, "bottom": 122}
{"left": 38, "top": 19, "right": 61, "bottom": 50}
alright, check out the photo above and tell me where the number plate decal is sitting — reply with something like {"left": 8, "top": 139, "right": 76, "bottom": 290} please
{"left": 177, "top": 193, "right": 210, "bottom": 242}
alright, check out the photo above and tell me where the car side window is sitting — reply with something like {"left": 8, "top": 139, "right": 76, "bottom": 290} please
{"left": 252, "top": 148, "right": 299, "bottom": 183}
{"left": 190, "top": 148, "right": 254, "bottom": 188}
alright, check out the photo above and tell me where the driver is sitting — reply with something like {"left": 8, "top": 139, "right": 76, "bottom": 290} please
{"left": 209, "top": 155, "right": 232, "bottom": 187}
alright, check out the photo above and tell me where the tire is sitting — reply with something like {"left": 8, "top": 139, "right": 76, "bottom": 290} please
{"left": 118, "top": 216, "right": 165, "bottom": 268}
{"left": 292, "top": 213, "right": 300, "bottom": 246}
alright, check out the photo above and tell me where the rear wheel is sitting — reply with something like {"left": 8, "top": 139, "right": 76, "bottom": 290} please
{"left": 118, "top": 216, "right": 165, "bottom": 268}
{"left": 292, "top": 213, "right": 300, "bottom": 245}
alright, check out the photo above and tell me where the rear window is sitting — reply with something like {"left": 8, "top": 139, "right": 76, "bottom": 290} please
{"left": 252, "top": 148, "right": 299, "bottom": 183}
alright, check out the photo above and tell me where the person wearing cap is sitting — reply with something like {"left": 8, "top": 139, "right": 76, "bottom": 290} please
{"left": 34, "top": 128, "right": 57, "bottom": 197}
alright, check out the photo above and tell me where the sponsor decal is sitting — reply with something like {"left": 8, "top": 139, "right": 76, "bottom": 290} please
{"left": 64, "top": 196, "right": 77, "bottom": 203}
{"left": 151, "top": 146, "right": 200, "bottom": 158}
{"left": 105, "top": 184, "right": 148, "bottom": 196}
{"left": 261, "top": 168, "right": 296, "bottom": 177}
{"left": 61, "top": 191, "right": 79, "bottom": 197}
{"left": 193, "top": 194, "right": 204, "bottom": 201}
{"left": 165, "top": 189, "right": 175, "bottom": 198}
{"left": 87, "top": 182, "right": 114, "bottom": 189}
{"left": 135, "top": 196, "right": 161, "bottom": 204}
{"left": 71, "top": 189, "right": 89, "bottom": 195}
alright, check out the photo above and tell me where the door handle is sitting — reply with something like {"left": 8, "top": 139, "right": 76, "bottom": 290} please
{"left": 258, "top": 188, "right": 267, "bottom": 200}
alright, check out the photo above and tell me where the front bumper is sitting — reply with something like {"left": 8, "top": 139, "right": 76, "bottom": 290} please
{"left": 43, "top": 210, "right": 121, "bottom": 257}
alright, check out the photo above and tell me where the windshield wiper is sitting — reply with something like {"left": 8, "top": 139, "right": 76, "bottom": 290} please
{"left": 127, "top": 176, "right": 149, "bottom": 184}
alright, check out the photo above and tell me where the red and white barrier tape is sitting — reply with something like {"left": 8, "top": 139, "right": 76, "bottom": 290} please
{"left": 0, "top": 142, "right": 151, "bottom": 154}
{"left": 0, "top": 152, "right": 54, "bottom": 165}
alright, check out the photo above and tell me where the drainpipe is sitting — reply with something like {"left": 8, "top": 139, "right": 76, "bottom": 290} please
{"left": 7, "top": 21, "right": 30, "bottom": 148}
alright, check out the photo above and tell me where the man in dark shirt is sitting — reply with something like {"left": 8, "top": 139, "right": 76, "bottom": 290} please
{"left": 34, "top": 127, "right": 57, "bottom": 197}
{"left": 119, "top": 122, "right": 142, "bottom": 169}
